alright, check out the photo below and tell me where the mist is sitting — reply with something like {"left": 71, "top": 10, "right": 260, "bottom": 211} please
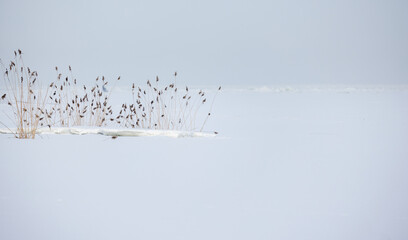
{"left": 1, "top": 0, "right": 407, "bottom": 86}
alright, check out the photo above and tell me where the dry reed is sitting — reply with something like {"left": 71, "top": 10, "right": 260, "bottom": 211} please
{"left": 0, "top": 50, "right": 50, "bottom": 138}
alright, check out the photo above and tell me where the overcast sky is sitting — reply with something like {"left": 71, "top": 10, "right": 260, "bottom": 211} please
{"left": 0, "top": 0, "right": 407, "bottom": 86}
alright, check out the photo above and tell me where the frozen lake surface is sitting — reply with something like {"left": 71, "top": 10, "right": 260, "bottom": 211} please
{"left": 1, "top": 86, "right": 407, "bottom": 240}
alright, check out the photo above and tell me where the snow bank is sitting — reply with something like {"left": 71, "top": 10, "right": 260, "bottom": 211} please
{"left": 246, "top": 84, "right": 408, "bottom": 93}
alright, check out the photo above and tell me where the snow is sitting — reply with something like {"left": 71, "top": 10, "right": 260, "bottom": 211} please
{"left": 1, "top": 85, "right": 408, "bottom": 240}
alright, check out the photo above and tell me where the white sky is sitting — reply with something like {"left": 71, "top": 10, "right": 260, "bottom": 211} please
{"left": 0, "top": 0, "right": 407, "bottom": 86}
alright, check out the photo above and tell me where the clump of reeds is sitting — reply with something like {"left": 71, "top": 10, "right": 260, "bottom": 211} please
{"left": 116, "top": 72, "right": 221, "bottom": 131}
{"left": 0, "top": 50, "right": 50, "bottom": 138}
{"left": 46, "top": 67, "right": 116, "bottom": 127}
{"left": 1, "top": 50, "right": 221, "bottom": 138}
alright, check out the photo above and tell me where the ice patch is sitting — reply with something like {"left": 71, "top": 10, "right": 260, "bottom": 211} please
{"left": 0, "top": 127, "right": 217, "bottom": 138}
